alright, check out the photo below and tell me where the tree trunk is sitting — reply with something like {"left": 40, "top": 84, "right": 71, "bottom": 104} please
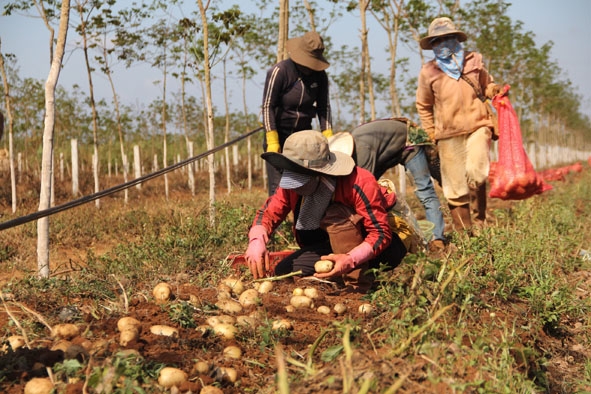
{"left": 223, "top": 59, "right": 231, "bottom": 194}
{"left": 0, "top": 40, "right": 17, "bottom": 213}
{"left": 277, "top": 0, "right": 289, "bottom": 62}
{"left": 76, "top": 0, "right": 101, "bottom": 208}
{"left": 38, "top": 0, "right": 70, "bottom": 278}
{"left": 198, "top": 0, "right": 217, "bottom": 225}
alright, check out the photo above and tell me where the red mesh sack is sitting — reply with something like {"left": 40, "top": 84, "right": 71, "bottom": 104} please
{"left": 489, "top": 85, "right": 552, "bottom": 200}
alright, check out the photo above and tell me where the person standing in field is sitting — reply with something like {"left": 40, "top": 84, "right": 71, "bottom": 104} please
{"left": 261, "top": 31, "right": 333, "bottom": 196}
{"left": 328, "top": 118, "right": 446, "bottom": 252}
{"left": 416, "top": 17, "right": 501, "bottom": 233}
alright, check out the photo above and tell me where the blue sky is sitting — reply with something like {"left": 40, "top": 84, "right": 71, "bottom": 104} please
{"left": 0, "top": 0, "right": 590, "bottom": 120}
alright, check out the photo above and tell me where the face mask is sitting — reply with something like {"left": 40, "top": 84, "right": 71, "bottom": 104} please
{"left": 293, "top": 176, "right": 320, "bottom": 196}
{"left": 432, "top": 37, "right": 462, "bottom": 59}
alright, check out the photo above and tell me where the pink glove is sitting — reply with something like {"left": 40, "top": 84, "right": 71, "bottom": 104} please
{"left": 314, "top": 242, "right": 375, "bottom": 279}
{"left": 245, "top": 225, "right": 269, "bottom": 279}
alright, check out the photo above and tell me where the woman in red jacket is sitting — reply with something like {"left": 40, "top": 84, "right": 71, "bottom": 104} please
{"left": 244, "top": 130, "right": 407, "bottom": 291}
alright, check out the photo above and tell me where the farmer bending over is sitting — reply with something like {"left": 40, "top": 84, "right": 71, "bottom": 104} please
{"left": 244, "top": 130, "right": 407, "bottom": 292}
{"left": 328, "top": 118, "right": 446, "bottom": 252}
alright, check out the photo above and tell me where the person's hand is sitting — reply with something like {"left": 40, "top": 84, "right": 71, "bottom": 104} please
{"left": 245, "top": 238, "right": 269, "bottom": 279}
{"left": 266, "top": 130, "right": 281, "bottom": 153}
{"left": 321, "top": 129, "right": 333, "bottom": 138}
{"left": 314, "top": 253, "right": 356, "bottom": 279}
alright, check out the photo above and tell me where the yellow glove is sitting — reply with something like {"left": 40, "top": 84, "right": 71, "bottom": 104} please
{"left": 322, "top": 129, "right": 333, "bottom": 138}
{"left": 265, "top": 130, "right": 280, "bottom": 153}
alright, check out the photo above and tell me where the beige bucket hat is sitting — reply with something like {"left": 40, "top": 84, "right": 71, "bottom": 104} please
{"left": 262, "top": 130, "right": 354, "bottom": 177}
{"left": 420, "top": 17, "right": 467, "bottom": 50}
{"left": 327, "top": 132, "right": 355, "bottom": 157}
{"left": 286, "top": 31, "right": 330, "bottom": 71}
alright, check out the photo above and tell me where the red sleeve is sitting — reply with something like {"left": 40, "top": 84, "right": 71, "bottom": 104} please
{"left": 333, "top": 167, "right": 392, "bottom": 257}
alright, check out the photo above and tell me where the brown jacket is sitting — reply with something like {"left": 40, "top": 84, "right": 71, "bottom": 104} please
{"left": 416, "top": 51, "right": 496, "bottom": 141}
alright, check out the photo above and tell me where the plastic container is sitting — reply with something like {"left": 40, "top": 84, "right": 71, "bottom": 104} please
{"left": 418, "top": 220, "right": 435, "bottom": 242}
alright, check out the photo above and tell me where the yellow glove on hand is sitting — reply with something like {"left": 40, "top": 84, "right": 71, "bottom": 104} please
{"left": 322, "top": 129, "right": 333, "bottom": 138}
{"left": 266, "top": 130, "right": 280, "bottom": 153}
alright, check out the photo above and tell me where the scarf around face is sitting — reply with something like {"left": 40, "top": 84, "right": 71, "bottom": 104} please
{"left": 295, "top": 175, "right": 336, "bottom": 230}
{"left": 432, "top": 37, "right": 464, "bottom": 80}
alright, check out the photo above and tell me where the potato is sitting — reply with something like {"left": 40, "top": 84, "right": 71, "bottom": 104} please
{"left": 150, "top": 325, "right": 179, "bottom": 337}
{"left": 285, "top": 305, "right": 295, "bottom": 313}
{"left": 239, "top": 289, "right": 260, "bottom": 307}
{"left": 314, "top": 259, "right": 334, "bottom": 273}
{"left": 119, "top": 328, "right": 140, "bottom": 346}
{"left": 358, "top": 303, "right": 374, "bottom": 315}
{"left": 257, "top": 281, "right": 274, "bottom": 294}
{"left": 303, "top": 287, "right": 319, "bottom": 299}
{"left": 7, "top": 335, "right": 26, "bottom": 351}
{"left": 334, "top": 303, "right": 347, "bottom": 315}
{"left": 206, "top": 315, "right": 235, "bottom": 327}
{"left": 215, "top": 299, "right": 243, "bottom": 314}
{"left": 212, "top": 323, "right": 237, "bottom": 339}
{"left": 51, "top": 339, "right": 72, "bottom": 352}
{"left": 223, "top": 345, "right": 242, "bottom": 359}
{"left": 236, "top": 315, "right": 258, "bottom": 328}
{"left": 221, "top": 277, "right": 245, "bottom": 295}
{"left": 52, "top": 323, "right": 80, "bottom": 340}
{"left": 217, "top": 366, "right": 238, "bottom": 383}
{"left": 117, "top": 317, "right": 141, "bottom": 332}
{"left": 290, "top": 295, "right": 314, "bottom": 309}
{"left": 193, "top": 360, "right": 211, "bottom": 374}
{"left": 24, "top": 377, "right": 53, "bottom": 394}
{"left": 292, "top": 288, "right": 304, "bottom": 296}
{"left": 317, "top": 305, "right": 331, "bottom": 315}
{"left": 272, "top": 319, "right": 293, "bottom": 330}
{"left": 152, "top": 282, "right": 172, "bottom": 302}
{"left": 158, "top": 367, "right": 188, "bottom": 388}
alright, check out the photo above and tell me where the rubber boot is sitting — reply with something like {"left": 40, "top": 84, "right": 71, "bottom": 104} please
{"left": 475, "top": 183, "right": 487, "bottom": 222}
{"left": 449, "top": 204, "right": 472, "bottom": 232}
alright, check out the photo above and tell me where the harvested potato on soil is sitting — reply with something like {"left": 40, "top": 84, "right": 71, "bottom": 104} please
{"left": 215, "top": 298, "right": 243, "bottom": 314}
{"left": 359, "top": 303, "right": 374, "bottom": 315}
{"left": 51, "top": 323, "right": 80, "bottom": 340}
{"left": 206, "top": 315, "right": 236, "bottom": 327}
{"left": 334, "top": 303, "right": 348, "bottom": 315}
{"left": 290, "top": 295, "right": 314, "bottom": 309}
{"left": 117, "top": 317, "right": 141, "bottom": 332}
{"left": 119, "top": 328, "right": 140, "bottom": 346}
{"left": 212, "top": 323, "right": 237, "bottom": 339}
{"left": 293, "top": 287, "right": 304, "bottom": 296}
{"left": 150, "top": 325, "right": 178, "bottom": 337}
{"left": 272, "top": 319, "right": 293, "bottom": 330}
{"left": 200, "top": 386, "right": 224, "bottom": 394}
{"left": 223, "top": 345, "right": 242, "bottom": 359}
{"left": 239, "top": 288, "right": 260, "bottom": 307}
{"left": 216, "top": 366, "right": 238, "bottom": 383}
{"left": 317, "top": 305, "right": 331, "bottom": 315}
{"left": 222, "top": 277, "right": 245, "bottom": 295}
{"left": 158, "top": 367, "right": 188, "bottom": 388}
{"left": 303, "top": 287, "right": 319, "bottom": 299}
{"left": 314, "top": 259, "right": 334, "bottom": 273}
{"left": 24, "top": 377, "right": 53, "bottom": 394}
{"left": 193, "top": 360, "right": 211, "bottom": 374}
{"left": 257, "top": 280, "right": 274, "bottom": 294}
{"left": 152, "top": 282, "right": 172, "bottom": 302}
{"left": 7, "top": 335, "right": 26, "bottom": 351}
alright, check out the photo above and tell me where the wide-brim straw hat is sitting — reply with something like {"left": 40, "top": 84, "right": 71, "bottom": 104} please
{"left": 286, "top": 31, "right": 330, "bottom": 71}
{"left": 262, "top": 130, "right": 355, "bottom": 177}
{"left": 327, "top": 132, "right": 355, "bottom": 157}
{"left": 420, "top": 17, "right": 467, "bottom": 50}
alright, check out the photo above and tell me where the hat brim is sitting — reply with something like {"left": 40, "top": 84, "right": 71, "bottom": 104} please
{"left": 328, "top": 132, "right": 354, "bottom": 157}
{"left": 286, "top": 36, "right": 330, "bottom": 71}
{"left": 420, "top": 31, "right": 467, "bottom": 50}
{"left": 262, "top": 150, "right": 355, "bottom": 177}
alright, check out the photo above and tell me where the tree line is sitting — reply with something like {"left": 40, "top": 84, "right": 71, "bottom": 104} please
{"left": 1, "top": 0, "right": 590, "bottom": 275}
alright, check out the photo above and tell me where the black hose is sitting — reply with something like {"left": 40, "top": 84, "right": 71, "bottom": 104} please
{"left": 0, "top": 126, "right": 263, "bottom": 231}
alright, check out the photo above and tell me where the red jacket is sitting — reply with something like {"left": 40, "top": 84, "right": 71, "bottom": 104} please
{"left": 252, "top": 167, "right": 394, "bottom": 258}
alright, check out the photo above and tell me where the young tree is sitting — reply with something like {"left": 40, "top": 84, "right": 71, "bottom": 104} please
{"left": 38, "top": 0, "right": 70, "bottom": 278}
{"left": 0, "top": 40, "right": 18, "bottom": 213}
